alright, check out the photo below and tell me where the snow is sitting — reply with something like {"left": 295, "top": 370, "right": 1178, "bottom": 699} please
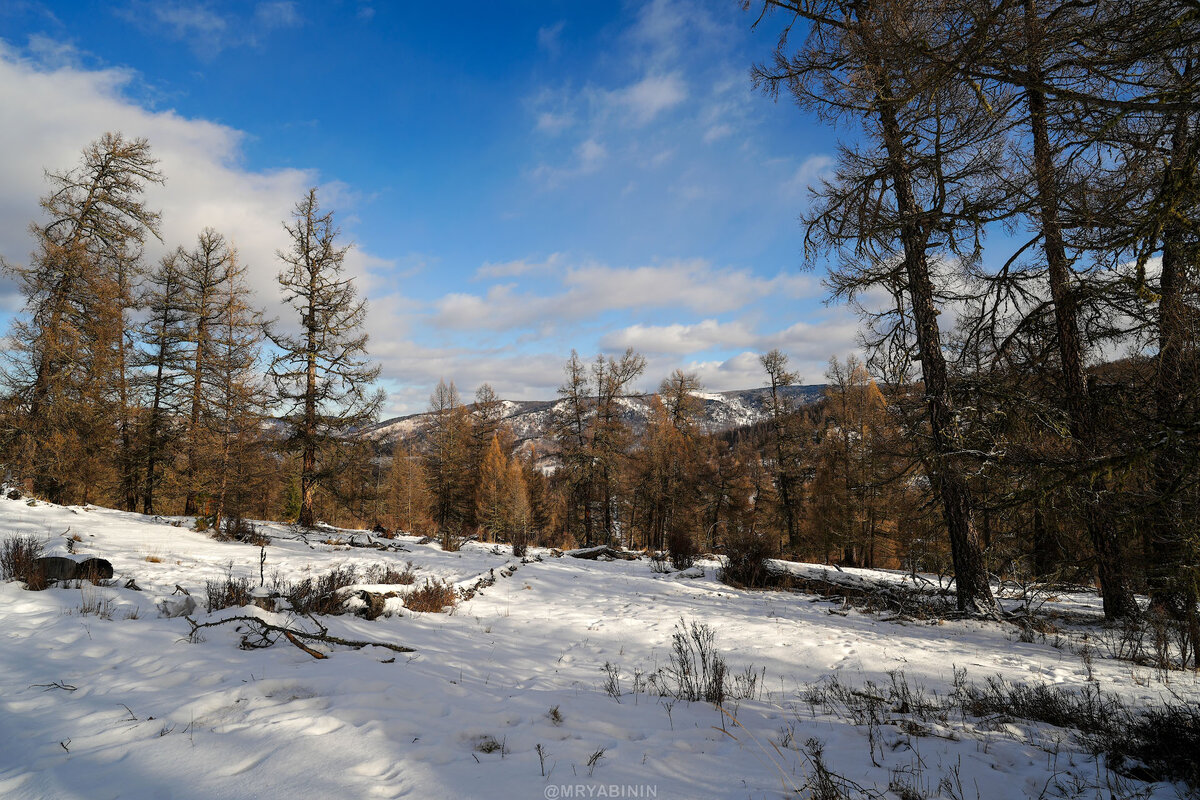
{"left": 0, "top": 495, "right": 1195, "bottom": 799}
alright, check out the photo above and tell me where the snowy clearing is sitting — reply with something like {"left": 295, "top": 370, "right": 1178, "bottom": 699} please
{"left": 1, "top": 495, "right": 1196, "bottom": 800}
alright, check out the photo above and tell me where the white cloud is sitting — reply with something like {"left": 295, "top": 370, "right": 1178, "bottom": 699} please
{"left": 523, "top": 0, "right": 755, "bottom": 193}
{"left": 600, "top": 314, "right": 861, "bottom": 376}
{"left": 607, "top": 72, "right": 687, "bottom": 125}
{"left": 600, "top": 319, "right": 756, "bottom": 354}
{"left": 528, "top": 137, "right": 607, "bottom": 188}
{"left": 782, "top": 154, "right": 835, "bottom": 197}
{"left": 391, "top": 256, "right": 853, "bottom": 413}
{"left": 475, "top": 252, "right": 564, "bottom": 280}
{"left": 535, "top": 110, "right": 574, "bottom": 134}
{"left": 371, "top": 337, "right": 569, "bottom": 417}
{"left": 702, "top": 123, "right": 733, "bottom": 143}
{"left": 255, "top": 2, "right": 302, "bottom": 29}
{"left": 627, "top": 0, "right": 694, "bottom": 69}
{"left": 120, "top": 1, "right": 302, "bottom": 55}
{"left": 128, "top": 1, "right": 229, "bottom": 53}
{"left": 433, "top": 258, "right": 817, "bottom": 332}
{"left": 153, "top": 3, "right": 227, "bottom": 37}
{"left": 0, "top": 41, "right": 379, "bottom": 335}
{"left": 577, "top": 138, "right": 607, "bottom": 167}
{"left": 24, "top": 34, "right": 83, "bottom": 68}
{"left": 565, "top": 260, "right": 812, "bottom": 315}
{"left": 537, "top": 21, "right": 565, "bottom": 56}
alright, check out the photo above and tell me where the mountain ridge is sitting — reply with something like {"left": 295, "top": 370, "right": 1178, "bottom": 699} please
{"left": 366, "top": 385, "right": 825, "bottom": 462}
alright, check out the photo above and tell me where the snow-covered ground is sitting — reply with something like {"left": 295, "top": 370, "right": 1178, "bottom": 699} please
{"left": 1, "top": 494, "right": 1195, "bottom": 799}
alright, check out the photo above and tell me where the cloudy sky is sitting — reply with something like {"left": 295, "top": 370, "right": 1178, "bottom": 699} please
{"left": 0, "top": 0, "right": 857, "bottom": 416}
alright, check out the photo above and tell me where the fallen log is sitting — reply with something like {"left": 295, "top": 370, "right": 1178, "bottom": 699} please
{"left": 566, "top": 546, "right": 640, "bottom": 561}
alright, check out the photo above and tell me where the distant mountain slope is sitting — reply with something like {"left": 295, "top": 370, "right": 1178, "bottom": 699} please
{"left": 365, "top": 385, "right": 825, "bottom": 460}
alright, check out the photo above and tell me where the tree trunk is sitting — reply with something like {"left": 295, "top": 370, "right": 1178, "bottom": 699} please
{"left": 116, "top": 305, "right": 138, "bottom": 512}
{"left": 1022, "top": 0, "right": 1136, "bottom": 619}
{"left": 184, "top": 310, "right": 207, "bottom": 517}
{"left": 876, "top": 96, "right": 998, "bottom": 615}
{"left": 769, "top": 379, "right": 799, "bottom": 549}
{"left": 1147, "top": 100, "right": 1194, "bottom": 615}
{"left": 142, "top": 353, "right": 166, "bottom": 515}
{"left": 299, "top": 286, "right": 319, "bottom": 529}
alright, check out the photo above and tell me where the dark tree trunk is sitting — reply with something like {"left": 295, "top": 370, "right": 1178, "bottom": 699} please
{"left": 1022, "top": 0, "right": 1138, "bottom": 618}
{"left": 1147, "top": 99, "right": 1194, "bottom": 616}
{"left": 142, "top": 357, "right": 166, "bottom": 515}
{"left": 183, "top": 311, "right": 206, "bottom": 518}
{"left": 876, "top": 96, "right": 998, "bottom": 615}
{"left": 299, "top": 298, "right": 319, "bottom": 529}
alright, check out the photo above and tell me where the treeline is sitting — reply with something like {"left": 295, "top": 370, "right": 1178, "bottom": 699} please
{"left": 383, "top": 352, "right": 958, "bottom": 577}
{"left": 0, "top": 134, "right": 380, "bottom": 532}
{"left": 375, "top": 349, "right": 1000, "bottom": 585}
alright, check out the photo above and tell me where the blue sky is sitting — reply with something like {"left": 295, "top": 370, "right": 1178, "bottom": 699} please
{"left": 0, "top": 1, "right": 856, "bottom": 415}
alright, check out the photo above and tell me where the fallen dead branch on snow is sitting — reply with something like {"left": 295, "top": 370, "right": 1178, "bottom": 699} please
{"left": 183, "top": 614, "right": 415, "bottom": 659}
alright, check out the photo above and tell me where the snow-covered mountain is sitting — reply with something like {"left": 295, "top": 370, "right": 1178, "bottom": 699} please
{"left": 364, "top": 384, "right": 825, "bottom": 456}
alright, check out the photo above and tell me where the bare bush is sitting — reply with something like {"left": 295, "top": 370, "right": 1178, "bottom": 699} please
{"left": 0, "top": 535, "right": 42, "bottom": 583}
{"left": 206, "top": 567, "right": 253, "bottom": 611}
{"left": 214, "top": 515, "right": 270, "bottom": 547}
{"left": 1094, "top": 609, "right": 1199, "bottom": 671}
{"left": 667, "top": 528, "right": 697, "bottom": 571}
{"left": 801, "top": 669, "right": 1200, "bottom": 792}
{"left": 285, "top": 565, "right": 358, "bottom": 615}
{"left": 656, "top": 618, "right": 760, "bottom": 706}
{"left": 403, "top": 579, "right": 458, "bottom": 613}
{"left": 719, "top": 529, "right": 775, "bottom": 588}
{"left": 78, "top": 588, "right": 115, "bottom": 619}
{"left": 364, "top": 561, "right": 416, "bottom": 585}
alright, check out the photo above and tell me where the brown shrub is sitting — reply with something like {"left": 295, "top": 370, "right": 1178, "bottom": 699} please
{"left": 285, "top": 565, "right": 358, "bottom": 616}
{"left": 1, "top": 535, "right": 42, "bottom": 583}
{"left": 719, "top": 529, "right": 776, "bottom": 588}
{"left": 667, "top": 527, "right": 697, "bottom": 571}
{"left": 365, "top": 561, "right": 417, "bottom": 585}
{"left": 214, "top": 515, "right": 270, "bottom": 547}
{"left": 403, "top": 579, "right": 458, "bottom": 613}
{"left": 206, "top": 571, "right": 253, "bottom": 611}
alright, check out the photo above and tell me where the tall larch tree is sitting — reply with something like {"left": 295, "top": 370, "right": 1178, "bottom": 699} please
{"left": 136, "top": 252, "right": 189, "bottom": 514}
{"left": 1, "top": 132, "right": 162, "bottom": 503}
{"left": 760, "top": 350, "right": 806, "bottom": 551}
{"left": 388, "top": 443, "right": 433, "bottom": 535}
{"left": 207, "top": 249, "right": 267, "bottom": 529}
{"left": 268, "top": 189, "right": 382, "bottom": 528}
{"left": 750, "top": 0, "right": 1007, "bottom": 612}
{"left": 176, "top": 228, "right": 239, "bottom": 516}
{"left": 424, "top": 379, "right": 473, "bottom": 542}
